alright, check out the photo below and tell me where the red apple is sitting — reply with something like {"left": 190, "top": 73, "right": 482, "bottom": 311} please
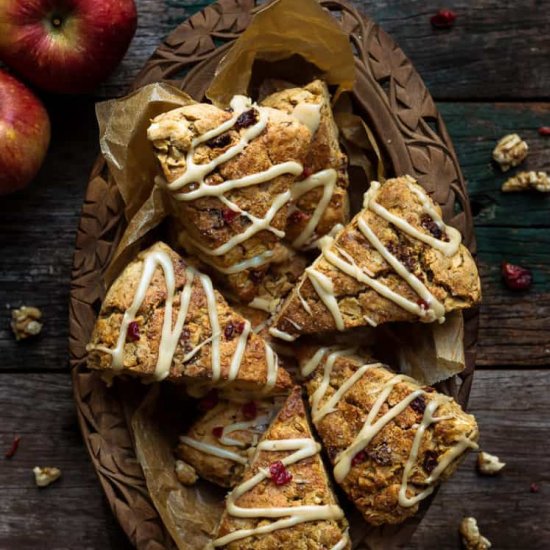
{"left": 0, "top": 69, "right": 50, "bottom": 195}
{"left": 0, "top": 0, "right": 137, "bottom": 94}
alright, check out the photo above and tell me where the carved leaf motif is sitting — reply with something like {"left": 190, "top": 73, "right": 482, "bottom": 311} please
{"left": 69, "top": 1, "right": 478, "bottom": 548}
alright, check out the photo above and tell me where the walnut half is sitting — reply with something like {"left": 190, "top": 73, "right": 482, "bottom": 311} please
{"left": 175, "top": 459, "right": 198, "bottom": 486}
{"left": 501, "top": 170, "right": 550, "bottom": 193}
{"left": 460, "top": 517, "right": 491, "bottom": 550}
{"left": 33, "top": 466, "right": 61, "bottom": 488}
{"left": 492, "top": 133, "right": 528, "bottom": 171}
{"left": 11, "top": 306, "right": 43, "bottom": 341}
{"left": 477, "top": 451, "right": 506, "bottom": 475}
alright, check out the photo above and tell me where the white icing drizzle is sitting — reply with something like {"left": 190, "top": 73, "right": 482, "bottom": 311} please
{"left": 248, "top": 296, "right": 279, "bottom": 313}
{"left": 219, "top": 414, "right": 272, "bottom": 447}
{"left": 302, "top": 348, "right": 477, "bottom": 506}
{"left": 212, "top": 438, "right": 345, "bottom": 547}
{"left": 291, "top": 102, "right": 322, "bottom": 134}
{"left": 91, "top": 247, "right": 281, "bottom": 391}
{"left": 291, "top": 168, "right": 337, "bottom": 249}
{"left": 296, "top": 287, "right": 312, "bottom": 315}
{"left": 303, "top": 179, "right": 462, "bottom": 329}
{"left": 179, "top": 436, "right": 248, "bottom": 465}
{"left": 268, "top": 327, "right": 298, "bottom": 342}
{"left": 331, "top": 530, "right": 350, "bottom": 550}
{"left": 191, "top": 248, "right": 275, "bottom": 275}
{"left": 305, "top": 266, "right": 345, "bottom": 330}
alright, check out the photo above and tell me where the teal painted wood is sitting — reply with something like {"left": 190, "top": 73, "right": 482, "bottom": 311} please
{"left": 438, "top": 103, "right": 550, "bottom": 228}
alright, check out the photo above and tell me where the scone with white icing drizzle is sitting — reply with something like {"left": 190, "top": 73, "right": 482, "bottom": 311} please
{"left": 272, "top": 176, "right": 481, "bottom": 339}
{"left": 297, "top": 346, "right": 479, "bottom": 526}
{"left": 177, "top": 396, "right": 280, "bottom": 488}
{"left": 86, "top": 242, "right": 292, "bottom": 395}
{"left": 261, "top": 80, "right": 350, "bottom": 250}
{"left": 147, "top": 96, "right": 311, "bottom": 303}
{"left": 211, "top": 387, "right": 350, "bottom": 549}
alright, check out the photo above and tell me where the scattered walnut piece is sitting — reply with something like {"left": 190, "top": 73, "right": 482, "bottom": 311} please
{"left": 477, "top": 451, "right": 506, "bottom": 475}
{"left": 501, "top": 170, "right": 550, "bottom": 193}
{"left": 11, "top": 306, "right": 43, "bottom": 341}
{"left": 492, "top": 133, "right": 528, "bottom": 171}
{"left": 175, "top": 459, "right": 198, "bottom": 486}
{"left": 33, "top": 466, "right": 61, "bottom": 487}
{"left": 460, "top": 517, "right": 491, "bottom": 550}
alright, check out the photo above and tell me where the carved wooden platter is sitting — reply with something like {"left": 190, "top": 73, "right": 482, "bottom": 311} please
{"left": 69, "top": 0, "right": 479, "bottom": 547}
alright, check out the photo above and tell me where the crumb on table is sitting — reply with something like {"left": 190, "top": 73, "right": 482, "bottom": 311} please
{"left": 11, "top": 306, "right": 43, "bottom": 341}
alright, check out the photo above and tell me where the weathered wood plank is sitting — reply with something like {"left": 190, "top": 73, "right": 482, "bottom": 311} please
{"left": 0, "top": 370, "right": 546, "bottom": 549}
{"left": 439, "top": 102, "right": 550, "bottom": 227}
{"left": 0, "top": 373, "right": 131, "bottom": 549}
{"left": 93, "top": 0, "right": 550, "bottom": 100}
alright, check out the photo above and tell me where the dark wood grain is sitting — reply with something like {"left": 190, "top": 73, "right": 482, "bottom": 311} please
{"left": 95, "top": 0, "right": 550, "bottom": 100}
{"left": 0, "top": 373, "right": 131, "bottom": 550}
{"left": 0, "top": 370, "right": 546, "bottom": 549}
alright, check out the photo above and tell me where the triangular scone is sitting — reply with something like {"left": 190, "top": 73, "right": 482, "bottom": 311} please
{"left": 177, "top": 397, "right": 281, "bottom": 488}
{"left": 272, "top": 176, "right": 481, "bottom": 339}
{"left": 297, "top": 346, "right": 479, "bottom": 526}
{"left": 86, "top": 242, "right": 292, "bottom": 395}
{"left": 261, "top": 80, "right": 350, "bottom": 249}
{"left": 147, "top": 97, "right": 311, "bottom": 303}
{"left": 211, "top": 387, "right": 350, "bottom": 549}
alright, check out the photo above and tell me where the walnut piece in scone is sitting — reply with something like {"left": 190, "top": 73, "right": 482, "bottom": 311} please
{"left": 261, "top": 80, "right": 350, "bottom": 249}
{"left": 460, "top": 517, "right": 491, "bottom": 550}
{"left": 33, "top": 466, "right": 61, "bottom": 487}
{"left": 148, "top": 97, "right": 311, "bottom": 303}
{"left": 273, "top": 176, "right": 481, "bottom": 339}
{"left": 177, "top": 397, "right": 280, "bottom": 488}
{"left": 175, "top": 459, "right": 198, "bottom": 486}
{"left": 11, "top": 306, "right": 43, "bottom": 341}
{"left": 86, "top": 242, "right": 292, "bottom": 396}
{"left": 297, "top": 346, "right": 479, "bottom": 526}
{"left": 212, "top": 387, "right": 350, "bottom": 549}
{"left": 501, "top": 170, "right": 550, "bottom": 192}
{"left": 477, "top": 451, "right": 506, "bottom": 475}
{"left": 492, "top": 133, "right": 528, "bottom": 171}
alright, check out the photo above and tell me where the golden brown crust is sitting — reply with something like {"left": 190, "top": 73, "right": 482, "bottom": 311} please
{"left": 177, "top": 399, "right": 278, "bottom": 488}
{"left": 299, "top": 347, "right": 479, "bottom": 525}
{"left": 87, "top": 242, "right": 292, "bottom": 395}
{"left": 273, "top": 176, "right": 481, "bottom": 337}
{"left": 148, "top": 103, "right": 311, "bottom": 302}
{"left": 261, "top": 80, "right": 350, "bottom": 246}
{"left": 214, "top": 387, "right": 350, "bottom": 549}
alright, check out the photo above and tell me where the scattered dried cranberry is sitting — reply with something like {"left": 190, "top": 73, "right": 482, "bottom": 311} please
{"left": 206, "top": 132, "right": 231, "bottom": 148}
{"left": 198, "top": 390, "right": 219, "bottom": 412}
{"left": 430, "top": 9, "right": 457, "bottom": 29}
{"left": 179, "top": 327, "right": 190, "bottom": 343}
{"left": 301, "top": 166, "right": 313, "bottom": 179}
{"left": 410, "top": 395, "right": 426, "bottom": 414}
{"left": 235, "top": 109, "right": 258, "bottom": 129}
{"left": 289, "top": 209, "right": 311, "bottom": 225}
{"left": 352, "top": 450, "right": 367, "bottom": 467}
{"left": 417, "top": 298, "right": 430, "bottom": 311}
{"left": 269, "top": 461, "right": 293, "bottom": 485}
{"left": 369, "top": 443, "right": 392, "bottom": 466}
{"left": 501, "top": 262, "right": 533, "bottom": 290}
{"left": 212, "top": 426, "right": 224, "bottom": 438}
{"left": 224, "top": 320, "right": 245, "bottom": 340}
{"left": 538, "top": 127, "right": 550, "bottom": 137}
{"left": 5, "top": 435, "right": 21, "bottom": 459}
{"left": 530, "top": 482, "right": 540, "bottom": 493}
{"left": 423, "top": 450, "right": 439, "bottom": 473}
{"left": 222, "top": 208, "right": 239, "bottom": 225}
{"left": 421, "top": 214, "right": 443, "bottom": 239}
{"left": 127, "top": 321, "right": 140, "bottom": 342}
{"left": 242, "top": 401, "right": 257, "bottom": 420}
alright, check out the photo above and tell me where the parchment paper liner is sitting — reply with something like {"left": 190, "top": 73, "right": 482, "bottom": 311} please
{"left": 94, "top": 0, "right": 467, "bottom": 547}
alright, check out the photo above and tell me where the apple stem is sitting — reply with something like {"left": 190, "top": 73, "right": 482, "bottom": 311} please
{"left": 51, "top": 16, "right": 62, "bottom": 28}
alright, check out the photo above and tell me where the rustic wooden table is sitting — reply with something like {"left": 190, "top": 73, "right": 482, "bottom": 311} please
{"left": 1, "top": 1, "right": 549, "bottom": 548}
